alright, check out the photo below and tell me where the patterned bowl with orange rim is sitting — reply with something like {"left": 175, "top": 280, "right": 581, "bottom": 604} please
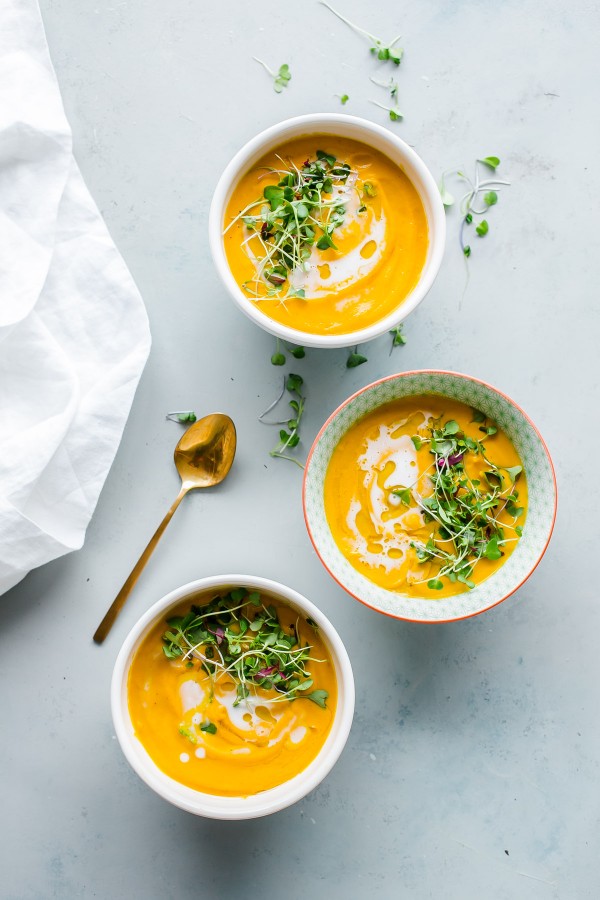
{"left": 303, "top": 370, "right": 557, "bottom": 623}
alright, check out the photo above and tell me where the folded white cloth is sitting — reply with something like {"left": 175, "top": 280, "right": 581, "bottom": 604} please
{"left": 0, "top": 1, "right": 151, "bottom": 595}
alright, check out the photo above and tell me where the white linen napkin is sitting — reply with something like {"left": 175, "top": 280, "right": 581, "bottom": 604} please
{"left": 0, "top": 0, "right": 151, "bottom": 595}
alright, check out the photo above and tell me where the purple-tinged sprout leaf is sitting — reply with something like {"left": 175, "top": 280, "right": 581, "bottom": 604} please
{"left": 256, "top": 665, "right": 277, "bottom": 678}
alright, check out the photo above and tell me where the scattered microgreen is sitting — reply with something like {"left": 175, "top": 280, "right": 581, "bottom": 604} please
{"left": 271, "top": 338, "right": 286, "bottom": 366}
{"left": 347, "top": 346, "right": 368, "bottom": 368}
{"left": 338, "top": 93, "right": 350, "bottom": 104}
{"left": 370, "top": 100, "right": 403, "bottom": 121}
{"left": 438, "top": 171, "right": 455, "bottom": 208}
{"left": 479, "top": 156, "right": 500, "bottom": 170}
{"left": 439, "top": 157, "right": 509, "bottom": 259}
{"left": 226, "top": 150, "right": 354, "bottom": 300}
{"left": 260, "top": 374, "right": 306, "bottom": 468}
{"left": 166, "top": 410, "right": 197, "bottom": 424}
{"left": 270, "top": 339, "right": 306, "bottom": 366}
{"left": 370, "top": 75, "right": 400, "bottom": 100}
{"left": 320, "top": 2, "right": 403, "bottom": 65}
{"left": 253, "top": 59, "right": 291, "bottom": 93}
{"left": 405, "top": 414, "right": 525, "bottom": 591}
{"left": 163, "top": 590, "right": 329, "bottom": 729}
{"left": 389, "top": 324, "right": 407, "bottom": 354}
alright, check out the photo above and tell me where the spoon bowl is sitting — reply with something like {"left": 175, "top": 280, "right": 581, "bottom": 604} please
{"left": 93, "top": 414, "right": 237, "bottom": 643}
{"left": 174, "top": 414, "right": 237, "bottom": 488}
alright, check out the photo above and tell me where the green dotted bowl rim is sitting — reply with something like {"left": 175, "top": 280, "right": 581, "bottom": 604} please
{"left": 302, "top": 370, "right": 557, "bottom": 623}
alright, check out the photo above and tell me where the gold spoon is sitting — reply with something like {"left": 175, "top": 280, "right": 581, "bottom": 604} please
{"left": 93, "top": 413, "right": 237, "bottom": 644}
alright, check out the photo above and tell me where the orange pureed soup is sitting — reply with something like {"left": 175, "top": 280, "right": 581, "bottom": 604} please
{"left": 128, "top": 587, "right": 337, "bottom": 796}
{"left": 324, "top": 396, "right": 528, "bottom": 599}
{"left": 223, "top": 135, "right": 428, "bottom": 336}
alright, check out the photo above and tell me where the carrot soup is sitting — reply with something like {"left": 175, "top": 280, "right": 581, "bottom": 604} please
{"left": 324, "top": 396, "right": 528, "bottom": 599}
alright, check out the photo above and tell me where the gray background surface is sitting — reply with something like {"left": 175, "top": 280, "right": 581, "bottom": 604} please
{"left": 1, "top": 0, "right": 597, "bottom": 897}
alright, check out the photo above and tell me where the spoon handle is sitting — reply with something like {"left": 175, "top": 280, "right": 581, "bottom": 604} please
{"left": 93, "top": 486, "right": 189, "bottom": 644}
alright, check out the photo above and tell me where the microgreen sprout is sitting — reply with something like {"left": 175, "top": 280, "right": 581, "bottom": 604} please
{"left": 253, "top": 59, "right": 291, "bottom": 93}
{"left": 338, "top": 93, "right": 350, "bottom": 104}
{"left": 438, "top": 172, "right": 455, "bottom": 208}
{"left": 320, "top": 2, "right": 403, "bottom": 65}
{"left": 439, "top": 157, "right": 510, "bottom": 258}
{"left": 162, "top": 589, "right": 329, "bottom": 722}
{"left": 271, "top": 338, "right": 286, "bottom": 366}
{"left": 370, "top": 100, "right": 403, "bottom": 121}
{"left": 347, "top": 346, "right": 368, "bottom": 368}
{"left": 370, "top": 75, "right": 399, "bottom": 100}
{"left": 200, "top": 722, "right": 217, "bottom": 735}
{"left": 166, "top": 410, "right": 197, "bottom": 423}
{"left": 363, "top": 181, "right": 377, "bottom": 198}
{"left": 225, "top": 150, "right": 354, "bottom": 300}
{"left": 403, "top": 412, "right": 525, "bottom": 591}
{"left": 479, "top": 156, "right": 500, "bottom": 170}
{"left": 270, "top": 339, "right": 306, "bottom": 366}
{"left": 260, "top": 374, "right": 306, "bottom": 468}
{"left": 389, "top": 324, "right": 407, "bottom": 354}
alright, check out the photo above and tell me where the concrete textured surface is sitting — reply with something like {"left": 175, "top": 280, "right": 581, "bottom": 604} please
{"left": 1, "top": 0, "right": 598, "bottom": 897}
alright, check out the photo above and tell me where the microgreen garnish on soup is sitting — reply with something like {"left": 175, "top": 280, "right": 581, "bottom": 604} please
{"left": 405, "top": 412, "right": 525, "bottom": 591}
{"left": 225, "top": 150, "right": 354, "bottom": 300}
{"left": 162, "top": 588, "right": 328, "bottom": 708}
{"left": 253, "top": 59, "right": 292, "bottom": 93}
{"left": 320, "top": 2, "right": 403, "bottom": 65}
{"left": 324, "top": 396, "right": 527, "bottom": 599}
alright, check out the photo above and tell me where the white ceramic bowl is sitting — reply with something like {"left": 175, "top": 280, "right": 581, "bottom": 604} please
{"left": 111, "top": 574, "right": 355, "bottom": 819}
{"left": 303, "top": 371, "right": 557, "bottom": 623}
{"left": 209, "top": 113, "right": 445, "bottom": 349}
